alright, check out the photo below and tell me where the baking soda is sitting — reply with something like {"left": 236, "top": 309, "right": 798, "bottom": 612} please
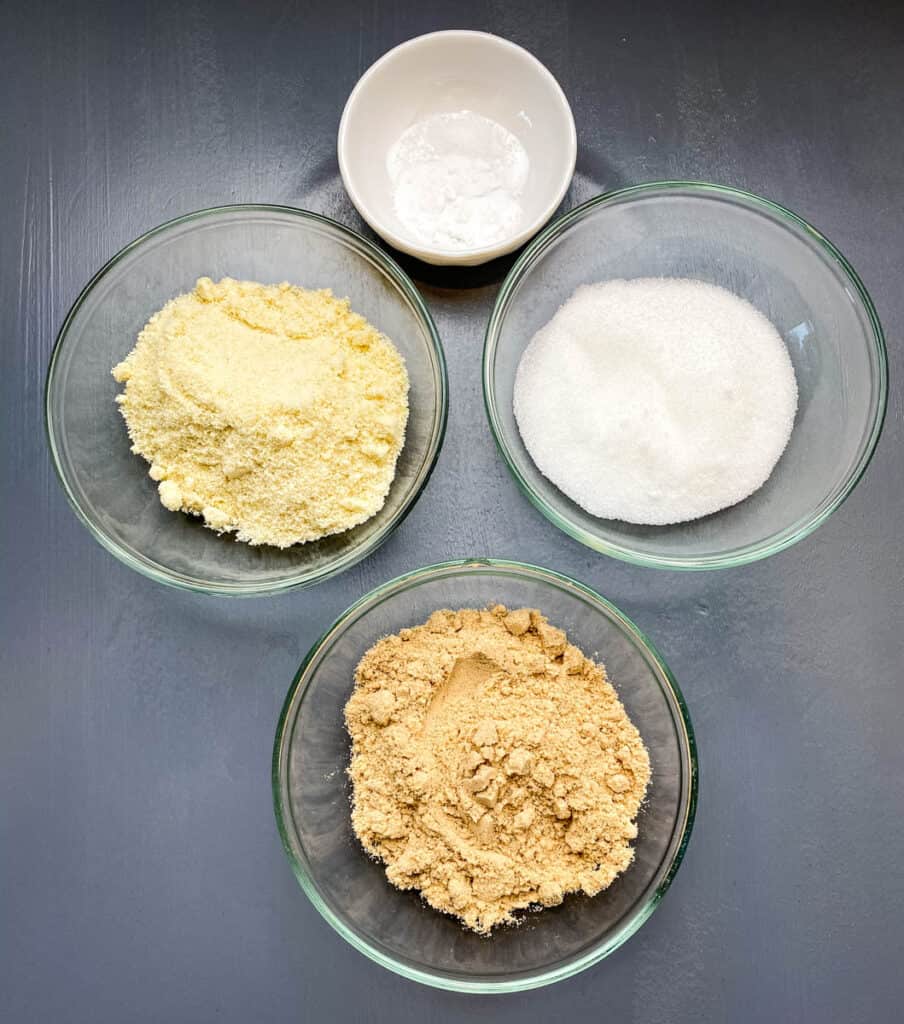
{"left": 513, "top": 278, "right": 798, "bottom": 525}
{"left": 386, "top": 110, "right": 529, "bottom": 251}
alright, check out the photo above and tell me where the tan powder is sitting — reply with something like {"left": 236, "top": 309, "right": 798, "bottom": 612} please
{"left": 111, "top": 277, "right": 409, "bottom": 547}
{"left": 344, "top": 606, "right": 651, "bottom": 934}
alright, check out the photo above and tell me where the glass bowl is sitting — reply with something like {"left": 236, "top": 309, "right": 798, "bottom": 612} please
{"left": 45, "top": 205, "right": 447, "bottom": 595}
{"left": 484, "top": 182, "right": 888, "bottom": 569}
{"left": 272, "top": 559, "right": 697, "bottom": 992}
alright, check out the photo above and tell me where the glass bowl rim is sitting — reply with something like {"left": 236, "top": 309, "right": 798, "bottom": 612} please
{"left": 44, "top": 203, "right": 449, "bottom": 596}
{"left": 482, "top": 180, "right": 889, "bottom": 570}
{"left": 271, "top": 557, "right": 698, "bottom": 993}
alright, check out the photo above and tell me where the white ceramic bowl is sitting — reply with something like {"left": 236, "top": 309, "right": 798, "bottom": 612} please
{"left": 338, "top": 31, "right": 577, "bottom": 267}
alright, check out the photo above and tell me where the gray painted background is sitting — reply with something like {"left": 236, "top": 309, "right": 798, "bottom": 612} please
{"left": 2, "top": 1, "right": 902, "bottom": 1021}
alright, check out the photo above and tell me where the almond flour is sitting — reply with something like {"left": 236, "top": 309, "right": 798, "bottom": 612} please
{"left": 112, "top": 277, "right": 409, "bottom": 547}
{"left": 344, "top": 606, "right": 651, "bottom": 934}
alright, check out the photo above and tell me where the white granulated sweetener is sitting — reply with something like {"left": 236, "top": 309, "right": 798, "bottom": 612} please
{"left": 513, "top": 278, "right": 798, "bottom": 525}
{"left": 387, "top": 110, "right": 529, "bottom": 251}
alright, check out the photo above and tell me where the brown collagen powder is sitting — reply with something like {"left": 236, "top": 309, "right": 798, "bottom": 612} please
{"left": 344, "top": 606, "right": 651, "bottom": 934}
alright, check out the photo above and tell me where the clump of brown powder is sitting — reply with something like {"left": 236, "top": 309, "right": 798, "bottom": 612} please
{"left": 344, "top": 606, "right": 651, "bottom": 934}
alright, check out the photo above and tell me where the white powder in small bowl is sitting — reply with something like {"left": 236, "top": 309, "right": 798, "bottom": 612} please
{"left": 387, "top": 110, "right": 529, "bottom": 252}
{"left": 513, "top": 278, "right": 798, "bottom": 525}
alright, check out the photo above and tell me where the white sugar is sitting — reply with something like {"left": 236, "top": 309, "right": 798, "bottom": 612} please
{"left": 513, "top": 278, "right": 798, "bottom": 525}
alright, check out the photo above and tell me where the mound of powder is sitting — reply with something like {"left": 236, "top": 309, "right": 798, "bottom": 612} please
{"left": 345, "top": 606, "right": 650, "bottom": 934}
{"left": 513, "top": 278, "right": 798, "bottom": 525}
{"left": 387, "top": 110, "right": 530, "bottom": 251}
{"left": 112, "top": 277, "right": 409, "bottom": 547}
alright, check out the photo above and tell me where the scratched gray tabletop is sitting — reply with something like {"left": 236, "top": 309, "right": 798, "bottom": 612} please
{"left": 2, "top": 1, "right": 902, "bottom": 1021}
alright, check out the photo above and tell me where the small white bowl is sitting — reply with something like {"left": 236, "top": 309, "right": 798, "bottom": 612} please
{"left": 338, "top": 30, "right": 577, "bottom": 267}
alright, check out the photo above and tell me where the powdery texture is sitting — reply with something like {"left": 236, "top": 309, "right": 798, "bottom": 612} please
{"left": 387, "top": 110, "right": 530, "bottom": 251}
{"left": 345, "top": 606, "right": 650, "bottom": 934}
{"left": 112, "top": 277, "right": 409, "bottom": 548}
{"left": 513, "top": 277, "right": 798, "bottom": 525}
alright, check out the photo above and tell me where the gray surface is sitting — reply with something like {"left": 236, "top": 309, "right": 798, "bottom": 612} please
{"left": 1, "top": 0, "right": 902, "bottom": 1020}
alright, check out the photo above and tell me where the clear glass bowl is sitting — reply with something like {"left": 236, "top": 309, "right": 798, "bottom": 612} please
{"left": 272, "top": 560, "right": 697, "bottom": 992}
{"left": 45, "top": 205, "right": 447, "bottom": 595}
{"left": 484, "top": 182, "right": 888, "bottom": 569}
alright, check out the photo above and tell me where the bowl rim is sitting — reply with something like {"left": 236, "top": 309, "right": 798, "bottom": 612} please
{"left": 337, "top": 29, "right": 578, "bottom": 266}
{"left": 482, "top": 180, "right": 889, "bottom": 570}
{"left": 272, "top": 557, "right": 698, "bottom": 993}
{"left": 44, "top": 203, "right": 449, "bottom": 596}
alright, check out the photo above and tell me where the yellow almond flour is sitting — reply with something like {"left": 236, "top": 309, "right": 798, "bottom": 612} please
{"left": 344, "top": 606, "right": 651, "bottom": 934}
{"left": 111, "top": 277, "right": 409, "bottom": 547}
